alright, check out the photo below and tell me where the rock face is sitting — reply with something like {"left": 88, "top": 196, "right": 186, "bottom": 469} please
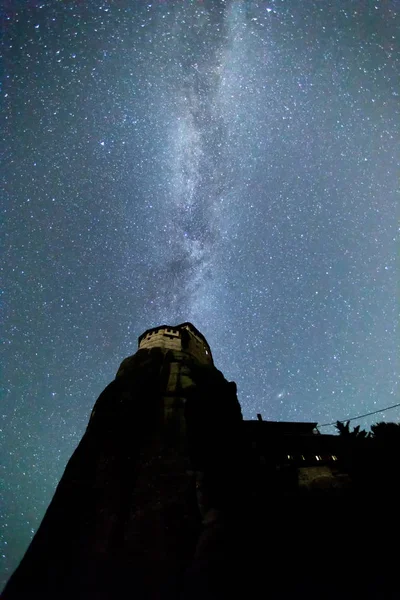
{"left": 3, "top": 323, "right": 399, "bottom": 599}
{"left": 3, "top": 327, "right": 243, "bottom": 600}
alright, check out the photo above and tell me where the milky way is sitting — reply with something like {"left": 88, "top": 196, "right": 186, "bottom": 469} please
{"left": 1, "top": 0, "right": 399, "bottom": 589}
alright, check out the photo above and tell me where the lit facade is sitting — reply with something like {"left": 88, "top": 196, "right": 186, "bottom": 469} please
{"left": 137, "top": 322, "right": 213, "bottom": 364}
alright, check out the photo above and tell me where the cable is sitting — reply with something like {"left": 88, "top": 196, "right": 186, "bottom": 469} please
{"left": 318, "top": 402, "right": 400, "bottom": 428}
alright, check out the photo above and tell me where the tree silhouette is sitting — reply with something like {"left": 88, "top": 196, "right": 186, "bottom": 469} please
{"left": 335, "top": 421, "right": 370, "bottom": 438}
{"left": 371, "top": 421, "right": 400, "bottom": 442}
{"left": 336, "top": 420, "right": 400, "bottom": 442}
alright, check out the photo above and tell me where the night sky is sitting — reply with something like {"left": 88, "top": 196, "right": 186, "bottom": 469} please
{"left": 1, "top": 0, "right": 399, "bottom": 589}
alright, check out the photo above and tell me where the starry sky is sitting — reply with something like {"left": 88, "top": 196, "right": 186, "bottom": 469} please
{"left": 1, "top": 0, "right": 399, "bottom": 589}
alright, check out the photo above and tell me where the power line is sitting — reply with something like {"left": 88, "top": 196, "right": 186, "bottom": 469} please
{"left": 318, "top": 402, "right": 400, "bottom": 428}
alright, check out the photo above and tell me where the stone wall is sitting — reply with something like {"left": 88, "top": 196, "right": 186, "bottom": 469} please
{"left": 138, "top": 325, "right": 212, "bottom": 366}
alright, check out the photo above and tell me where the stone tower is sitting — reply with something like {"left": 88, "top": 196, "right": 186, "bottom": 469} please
{"left": 3, "top": 323, "right": 243, "bottom": 600}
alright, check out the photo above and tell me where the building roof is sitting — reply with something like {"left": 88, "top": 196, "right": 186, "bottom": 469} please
{"left": 244, "top": 420, "right": 319, "bottom": 436}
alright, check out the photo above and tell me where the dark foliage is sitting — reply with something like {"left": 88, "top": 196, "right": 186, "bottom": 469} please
{"left": 370, "top": 421, "right": 400, "bottom": 441}
{"left": 335, "top": 420, "right": 370, "bottom": 438}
